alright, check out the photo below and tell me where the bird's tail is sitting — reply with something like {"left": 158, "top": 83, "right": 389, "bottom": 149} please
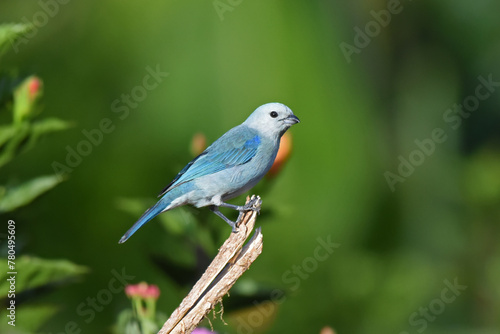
{"left": 118, "top": 199, "right": 171, "bottom": 244}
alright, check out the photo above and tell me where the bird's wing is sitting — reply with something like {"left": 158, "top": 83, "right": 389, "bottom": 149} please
{"left": 158, "top": 127, "right": 261, "bottom": 197}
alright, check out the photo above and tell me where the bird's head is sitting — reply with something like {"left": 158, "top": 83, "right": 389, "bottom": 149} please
{"left": 244, "top": 102, "right": 300, "bottom": 137}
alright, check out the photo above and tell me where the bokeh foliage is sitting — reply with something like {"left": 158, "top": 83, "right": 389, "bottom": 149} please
{"left": 1, "top": 1, "right": 500, "bottom": 333}
{"left": 0, "top": 23, "right": 87, "bottom": 333}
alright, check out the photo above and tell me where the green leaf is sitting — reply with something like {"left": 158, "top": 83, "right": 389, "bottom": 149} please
{"left": 0, "top": 118, "right": 72, "bottom": 168}
{"left": 113, "top": 309, "right": 139, "bottom": 334}
{"left": 0, "top": 124, "right": 18, "bottom": 147}
{"left": 0, "top": 174, "right": 65, "bottom": 213}
{"left": 0, "top": 122, "right": 30, "bottom": 168}
{"left": 31, "top": 117, "right": 73, "bottom": 136}
{"left": 24, "top": 117, "right": 73, "bottom": 150}
{"left": 0, "top": 23, "right": 32, "bottom": 58}
{"left": 0, "top": 304, "right": 59, "bottom": 333}
{"left": 0, "top": 256, "right": 88, "bottom": 297}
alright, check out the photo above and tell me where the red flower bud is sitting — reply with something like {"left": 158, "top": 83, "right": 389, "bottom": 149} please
{"left": 28, "top": 77, "right": 42, "bottom": 101}
{"left": 13, "top": 75, "right": 43, "bottom": 124}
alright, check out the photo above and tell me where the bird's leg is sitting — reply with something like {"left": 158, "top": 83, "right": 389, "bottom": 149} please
{"left": 210, "top": 206, "right": 238, "bottom": 232}
{"left": 219, "top": 195, "right": 262, "bottom": 213}
{"left": 210, "top": 196, "right": 262, "bottom": 232}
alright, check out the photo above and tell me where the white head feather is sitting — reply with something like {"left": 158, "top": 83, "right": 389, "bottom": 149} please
{"left": 243, "top": 102, "right": 299, "bottom": 138}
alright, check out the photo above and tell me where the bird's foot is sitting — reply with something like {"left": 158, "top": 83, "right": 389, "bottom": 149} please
{"left": 219, "top": 195, "right": 262, "bottom": 214}
{"left": 214, "top": 195, "right": 262, "bottom": 233}
{"left": 242, "top": 195, "right": 262, "bottom": 214}
{"left": 232, "top": 196, "right": 261, "bottom": 232}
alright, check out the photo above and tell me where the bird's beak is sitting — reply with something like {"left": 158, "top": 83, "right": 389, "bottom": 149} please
{"left": 283, "top": 114, "right": 300, "bottom": 125}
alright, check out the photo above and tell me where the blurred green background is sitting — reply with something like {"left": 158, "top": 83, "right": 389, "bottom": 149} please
{"left": 1, "top": 0, "right": 500, "bottom": 333}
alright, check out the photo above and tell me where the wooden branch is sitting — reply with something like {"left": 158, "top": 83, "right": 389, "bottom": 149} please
{"left": 158, "top": 196, "right": 264, "bottom": 334}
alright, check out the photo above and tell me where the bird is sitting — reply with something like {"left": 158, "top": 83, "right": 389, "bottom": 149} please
{"left": 119, "top": 102, "right": 299, "bottom": 243}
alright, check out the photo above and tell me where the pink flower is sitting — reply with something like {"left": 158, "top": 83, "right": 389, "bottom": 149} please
{"left": 144, "top": 284, "right": 160, "bottom": 299}
{"left": 125, "top": 282, "right": 160, "bottom": 300}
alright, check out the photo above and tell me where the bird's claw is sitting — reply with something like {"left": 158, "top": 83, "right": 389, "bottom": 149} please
{"left": 231, "top": 222, "right": 239, "bottom": 233}
{"left": 232, "top": 196, "right": 262, "bottom": 232}
{"left": 243, "top": 195, "right": 262, "bottom": 214}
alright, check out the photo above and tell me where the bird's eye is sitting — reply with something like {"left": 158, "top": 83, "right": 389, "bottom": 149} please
{"left": 270, "top": 111, "right": 278, "bottom": 118}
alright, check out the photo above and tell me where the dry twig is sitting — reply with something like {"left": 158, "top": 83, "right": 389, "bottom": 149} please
{"left": 158, "top": 196, "right": 264, "bottom": 334}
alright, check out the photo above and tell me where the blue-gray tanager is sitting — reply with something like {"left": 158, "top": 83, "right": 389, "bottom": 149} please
{"left": 119, "top": 102, "right": 299, "bottom": 243}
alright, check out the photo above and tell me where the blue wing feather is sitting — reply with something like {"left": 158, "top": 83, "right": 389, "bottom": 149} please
{"left": 158, "top": 126, "right": 260, "bottom": 197}
{"left": 157, "top": 151, "right": 207, "bottom": 197}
